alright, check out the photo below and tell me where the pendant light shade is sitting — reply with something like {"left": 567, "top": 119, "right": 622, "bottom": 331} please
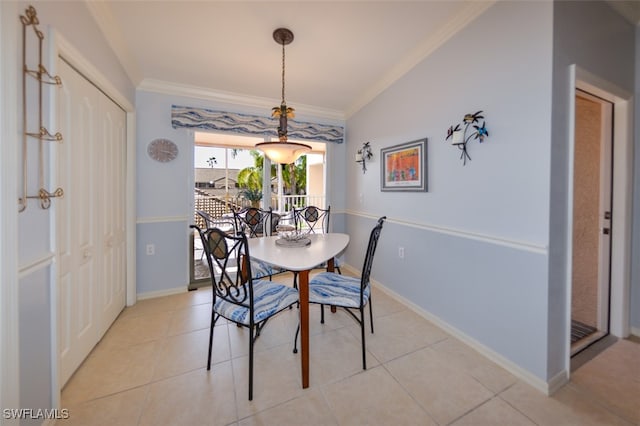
{"left": 255, "top": 141, "right": 312, "bottom": 164}
{"left": 256, "top": 28, "right": 311, "bottom": 164}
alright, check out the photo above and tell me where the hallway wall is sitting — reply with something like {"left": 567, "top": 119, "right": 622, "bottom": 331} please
{"left": 343, "top": 1, "right": 554, "bottom": 387}
{"left": 550, "top": 0, "right": 636, "bottom": 377}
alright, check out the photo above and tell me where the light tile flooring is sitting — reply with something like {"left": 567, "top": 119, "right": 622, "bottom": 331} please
{"left": 60, "top": 272, "right": 639, "bottom": 425}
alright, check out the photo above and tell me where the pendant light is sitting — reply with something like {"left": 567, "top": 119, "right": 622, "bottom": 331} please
{"left": 256, "top": 28, "right": 311, "bottom": 164}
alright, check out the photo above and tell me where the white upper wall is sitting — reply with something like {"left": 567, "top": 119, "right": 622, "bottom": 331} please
{"left": 347, "top": 1, "right": 553, "bottom": 247}
{"left": 31, "top": 1, "right": 135, "bottom": 102}
{"left": 343, "top": 1, "right": 555, "bottom": 384}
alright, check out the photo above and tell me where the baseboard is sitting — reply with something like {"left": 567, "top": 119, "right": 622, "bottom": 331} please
{"left": 546, "top": 369, "right": 569, "bottom": 395}
{"left": 137, "top": 285, "right": 188, "bottom": 300}
{"left": 350, "top": 263, "right": 564, "bottom": 395}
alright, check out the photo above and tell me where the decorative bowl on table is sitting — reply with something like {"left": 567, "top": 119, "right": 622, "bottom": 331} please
{"left": 276, "top": 225, "right": 296, "bottom": 239}
{"left": 275, "top": 227, "right": 311, "bottom": 247}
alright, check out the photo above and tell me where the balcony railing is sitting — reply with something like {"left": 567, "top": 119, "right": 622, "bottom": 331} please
{"left": 270, "top": 194, "right": 326, "bottom": 215}
{"left": 194, "top": 191, "right": 326, "bottom": 229}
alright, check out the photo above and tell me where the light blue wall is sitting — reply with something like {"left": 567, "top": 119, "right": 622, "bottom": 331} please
{"left": 549, "top": 0, "right": 636, "bottom": 376}
{"left": 135, "top": 90, "right": 346, "bottom": 295}
{"left": 632, "top": 25, "right": 640, "bottom": 333}
{"left": 13, "top": 0, "right": 134, "bottom": 419}
{"left": 18, "top": 269, "right": 52, "bottom": 426}
{"left": 343, "top": 2, "right": 554, "bottom": 381}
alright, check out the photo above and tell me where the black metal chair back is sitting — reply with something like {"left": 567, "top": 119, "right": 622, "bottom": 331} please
{"left": 294, "top": 205, "right": 330, "bottom": 234}
{"left": 233, "top": 206, "right": 276, "bottom": 237}
{"left": 191, "top": 223, "right": 298, "bottom": 400}
{"left": 196, "top": 210, "right": 237, "bottom": 234}
{"left": 196, "top": 209, "right": 215, "bottom": 229}
{"left": 360, "top": 216, "right": 386, "bottom": 300}
{"left": 198, "top": 227, "right": 253, "bottom": 308}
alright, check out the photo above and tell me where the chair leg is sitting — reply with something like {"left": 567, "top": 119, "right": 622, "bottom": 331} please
{"left": 360, "top": 307, "right": 367, "bottom": 370}
{"left": 207, "top": 311, "right": 215, "bottom": 370}
{"left": 293, "top": 323, "right": 300, "bottom": 354}
{"left": 248, "top": 325, "right": 254, "bottom": 401}
{"left": 320, "top": 304, "right": 325, "bottom": 324}
{"left": 290, "top": 272, "right": 299, "bottom": 309}
{"left": 369, "top": 298, "right": 374, "bottom": 334}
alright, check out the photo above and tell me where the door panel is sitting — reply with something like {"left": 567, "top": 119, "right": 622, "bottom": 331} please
{"left": 99, "top": 92, "right": 126, "bottom": 335}
{"left": 571, "top": 90, "right": 612, "bottom": 354}
{"left": 56, "top": 59, "right": 126, "bottom": 386}
{"left": 57, "top": 59, "right": 98, "bottom": 385}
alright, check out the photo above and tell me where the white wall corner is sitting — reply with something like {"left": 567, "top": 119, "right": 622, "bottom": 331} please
{"left": 546, "top": 369, "right": 570, "bottom": 395}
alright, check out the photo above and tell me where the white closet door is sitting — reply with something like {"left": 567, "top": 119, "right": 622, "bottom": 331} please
{"left": 57, "top": 59, "right": 99, "bottom": 386}
{"left": 56, "top": 59, "right": 126, "bottom": 386}
{"left": 98, "top": 91, "right": 126, "bottom": 335}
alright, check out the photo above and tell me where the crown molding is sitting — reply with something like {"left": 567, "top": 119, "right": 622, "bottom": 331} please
{"left": 345, "top": 1, "right": 496, "bottom": 118}
{"left": 138, "top": 78, "right": 346, "bottom": 123}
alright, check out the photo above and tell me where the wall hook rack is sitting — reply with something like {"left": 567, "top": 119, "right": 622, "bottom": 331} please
{"left": 445, "top": 110, "right": 489, "bottom": 165}
{"left": 19, "top": 5, "right": 64, "bottom": 212}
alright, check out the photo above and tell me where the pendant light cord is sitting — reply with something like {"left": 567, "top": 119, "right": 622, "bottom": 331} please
{"left": 281, "top": 42, "right": 286, "bottom": 105}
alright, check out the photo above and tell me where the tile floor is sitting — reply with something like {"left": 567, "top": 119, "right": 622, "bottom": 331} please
{"left": 60, "top": 272, "right": 639, "bottom": 425}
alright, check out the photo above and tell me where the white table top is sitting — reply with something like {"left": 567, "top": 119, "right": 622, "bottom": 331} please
{"left": 247, "top": 233, "right": 349, "bottom": 272}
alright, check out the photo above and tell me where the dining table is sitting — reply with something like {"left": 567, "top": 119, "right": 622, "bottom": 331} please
{"left": 247, "top": 232, "right": 350, "bottom": 389}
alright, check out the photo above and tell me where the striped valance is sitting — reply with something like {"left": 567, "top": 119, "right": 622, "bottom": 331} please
{"left": 171, "top": 105, "right": 344, "bottom": 144}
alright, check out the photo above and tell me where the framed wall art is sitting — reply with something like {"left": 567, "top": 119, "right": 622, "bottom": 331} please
{"left": 380, "top": 138, "right": 428, "bottom": 192}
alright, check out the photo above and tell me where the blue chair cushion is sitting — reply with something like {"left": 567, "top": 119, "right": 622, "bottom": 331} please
{"left": 250, "top": 259, "right": 273, "bottom": 279}
{"left": 309, "top": 272, "right": 370, "bottom": 308}
{"left": 214, "top": 280, "right": 298, "bottom": 325}
{"left": 251, "top": 259, "right": 285, "bottom": 279}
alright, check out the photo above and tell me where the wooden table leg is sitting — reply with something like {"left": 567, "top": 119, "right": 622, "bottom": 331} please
{"left": 299, "top": 269, "right": 310, "bottom": 388}
{"left": 326, "top": 258, "right": 335, "bottom": 273}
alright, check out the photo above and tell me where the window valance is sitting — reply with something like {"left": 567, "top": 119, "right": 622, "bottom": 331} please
{"left": 171, "top": 105, "right": 344, "bottom": 144}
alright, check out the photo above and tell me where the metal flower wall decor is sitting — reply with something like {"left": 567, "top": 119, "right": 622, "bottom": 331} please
{"left": 445, "top": 111, "right": 489, "bottom": 165}
{"left": 355, "top": 141, "right": 373, "bottom": 173}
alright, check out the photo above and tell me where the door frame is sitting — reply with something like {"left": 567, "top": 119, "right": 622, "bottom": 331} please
{"left": 565, "top": 65, "right": 633, "bottom": 370}
{"left": 50, "top": 31, "right": 137, "bottom": 407}
{"left": 571, "top": 89, "right": 613, "bottom": 353}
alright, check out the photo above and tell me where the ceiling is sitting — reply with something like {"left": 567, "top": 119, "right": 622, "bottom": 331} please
{"left": 88, "top": 1, "right": 639, "bottom": 121}
{"left": 88, "top": 1, "right": 496, "bottom": 119}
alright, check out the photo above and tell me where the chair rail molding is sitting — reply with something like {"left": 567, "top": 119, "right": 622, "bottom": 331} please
{"left": 137, "top": 215, "right": 191, "bottom": 225}
{"left": 344, "top": 210, "right": 547, "bottom": 254}
{"left": 18, "top": 252, "right": 55, "bottom": 279}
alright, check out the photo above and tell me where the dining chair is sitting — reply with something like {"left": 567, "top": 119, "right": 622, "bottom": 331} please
{"left": 233, "top": 206, "right": 280, "bottom": 237}
{"left": 195, "top": 210, "right": 235, "bottom": 259}
{"left": 293, "top": 216, "right": 386, "bottom": 370}
{"left": 293, "top": 205, "right": 331, "bottom": 235}
{"left": 231, "top": 206, "right": 284, "bottom": 279}
{"left": 191, "top": 225, "right": 299, "bottom": 400}
{"left": 291, "top": 205, "right": 342, "bottom": 288}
